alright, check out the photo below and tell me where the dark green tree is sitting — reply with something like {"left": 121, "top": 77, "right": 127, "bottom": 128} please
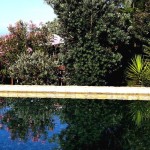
{"left": 121, "top": 0, "right": 150, "bottom": 57}
{"left": 45, "top": 0, "right": 132, "bottom": 86}
{"left": 43, "top": 1, "right": 150, "bottom": 150}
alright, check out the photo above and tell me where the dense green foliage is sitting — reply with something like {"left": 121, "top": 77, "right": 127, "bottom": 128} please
{"left": 43, "top": 1, "right": 150, "bottom": 150}
{"left": 45, "top": 0, "right": 133, "bottom": 85}
{"left": 0, "top": 0, "right": 149, "bottom": 149}
{"left": 9, "top": 51, "right": 57, "bottom": 85}
{"left": 44, "top": 0, "right": 150, "bottom": 86}
{"left": 57, "top": 99, "right": 150, "bottom": 150}
{"left": 0, "top": 20, "right": 63, "bottom": 84}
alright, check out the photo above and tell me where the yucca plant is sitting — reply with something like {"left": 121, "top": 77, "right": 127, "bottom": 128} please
{"left": 126, "top": 55, "right": 149, "bottom": 86}
{"left": 129, "top": 101, "right": 150, "bottom": 127}
{"left": 126, "top": 55, "right": 150, "bottom": 127}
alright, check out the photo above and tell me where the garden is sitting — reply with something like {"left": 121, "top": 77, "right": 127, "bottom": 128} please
{"left": 0, "top": 0, "right": 150, "bottom": 149}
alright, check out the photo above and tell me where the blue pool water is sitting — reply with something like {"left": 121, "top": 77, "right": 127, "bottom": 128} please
{"left": 0, "top": 106, "right": 67, "bottom": 150}
{"left": 0, "top": 98, "right": 149, "bottom": 150}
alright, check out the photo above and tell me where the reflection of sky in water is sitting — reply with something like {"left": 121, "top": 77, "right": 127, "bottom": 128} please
{"left": 0, "top": 107, "right": 67, "bottom": 150}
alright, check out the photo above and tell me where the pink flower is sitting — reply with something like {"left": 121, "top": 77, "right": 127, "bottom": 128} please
{"left": 27, "top": 47, "right": 33, "bottom": 53}
{"left": 29, "top": 21, "right": 37, "bottom": 30}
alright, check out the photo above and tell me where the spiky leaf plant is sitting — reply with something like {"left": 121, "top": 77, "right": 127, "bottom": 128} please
{"left": 126, "top": 55, "right": 149, "bottom": 86}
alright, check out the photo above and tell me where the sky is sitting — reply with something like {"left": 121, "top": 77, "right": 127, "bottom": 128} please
{"left": 0, "top": 0, "right": 57, "bottom": 35}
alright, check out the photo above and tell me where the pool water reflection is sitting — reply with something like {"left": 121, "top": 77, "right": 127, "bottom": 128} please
{"left": 0, "top": 98, "right": 67, "bottom": 150}
{"left": 0, "top": 98, "right": 150, "bottom": 150}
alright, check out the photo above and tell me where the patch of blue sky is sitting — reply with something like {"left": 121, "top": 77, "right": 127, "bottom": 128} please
{"left": 0, "top": 0, "right": 57, "bottom": 35}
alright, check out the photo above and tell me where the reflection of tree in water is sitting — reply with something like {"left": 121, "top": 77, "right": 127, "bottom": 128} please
{"left": 2, "top": 98, "right": 61, "bottom": 142}
{"left": 58, "top": 100, "right": 150, "bottom": 150}
{"left": 57, "top": 100, "right": 122, "bottom": 150}
{"left": 0, "top": 98, "right": 6, "bottom": 108}
{"left": 0, "top": 99, "right": 7, "bottom": 129}
{"left": 1, "top": 98, "right": 150, "bottom": 149}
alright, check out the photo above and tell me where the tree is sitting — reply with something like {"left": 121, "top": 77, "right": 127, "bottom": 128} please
{"left": 44, "top": 1, "right": 150, "bottom": 150}
{"left": 8, "top": 50, "right": 57, "bottom": 85}
{"left": 122, "top": 0, "right": 148, "bottom": 10}
{"left": 45, "top": 0, "right": 132, "bottom": 86}
{"left": 0, "top": 20, "right": 64, "bottom": 84}
{"left": 0, "top": 21, "right": 47, "bottom": 83}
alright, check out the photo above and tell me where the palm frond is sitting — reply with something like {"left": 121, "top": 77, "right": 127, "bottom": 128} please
{"left": 126, "top": 55, "right": 149, "bottom": 86}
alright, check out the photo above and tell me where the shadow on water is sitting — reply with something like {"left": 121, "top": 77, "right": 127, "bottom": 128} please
{"left": 0, "top": 98, "right": 150, "bottom": 150}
